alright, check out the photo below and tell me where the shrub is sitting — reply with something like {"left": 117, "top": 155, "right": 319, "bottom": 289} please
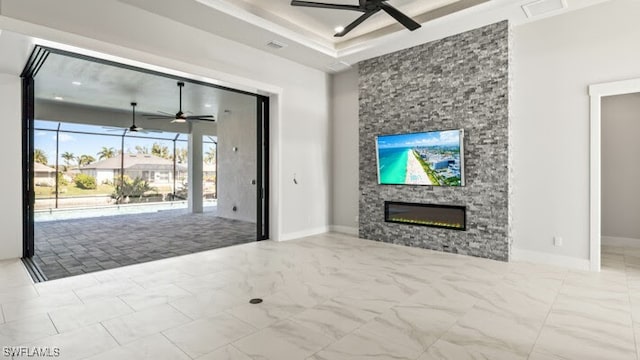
{"left": 74, "top": 173, "right": 97, "bottom": 189}
{"left": 111, "top": 176, "right": 156, "bottom": 204}
{"left": 57, "top": 172, "right": 68, "bottom": 186}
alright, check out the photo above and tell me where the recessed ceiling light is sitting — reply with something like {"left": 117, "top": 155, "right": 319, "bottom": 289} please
{"left": 204, "top": 104, "right": 212, "bottom": 108}
{"left": 522, "top": 0, "right": 567, "bottom": 18}
{"left": 54, "top": 96, "right": 64, "bottom": 101}
{"left": 334, "top": 26, "right": 345, "bottom": 34}
{"left": 71, "top": 81, "right": 82, "bottom": 86}
{"left": 266, "top": 40, "right": 287, "bottom": 50}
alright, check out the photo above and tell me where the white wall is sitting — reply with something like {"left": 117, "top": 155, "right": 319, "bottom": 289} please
{"left": 0, "top": 0, "right": 331, "bottom": 259}
{"left": 601, "top": 92, "right": 640, "bottom": 240}
{"left": 0, "top": 74, "right": 23, "bottom": 259}
{"left": 330, "top": 67, "right": 359, "bottom": 234}
{"left": 326, "top": 0, "right": 640, "bottom": 267}
{"left": 511, "top": 0, "right": 640, "bottom": 262}
{"left": 217, "top": 98, "right": 258, "bottom": 223}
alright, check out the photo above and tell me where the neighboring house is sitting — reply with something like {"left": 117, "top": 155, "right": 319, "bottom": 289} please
{"left": 80, "top": 154, "right": 184, "bottom": 185}
{"left": 34, "top": 162, "right": 56, "bottom": 186}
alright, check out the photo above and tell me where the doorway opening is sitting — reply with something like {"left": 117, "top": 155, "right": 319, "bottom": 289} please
{"left": 21, "top": 46, "right": 269, "bottom": 281}
{"left": 598, "top": 92, "right": 640, "bottom": 270}
{"left": 589, "top": 78, "right": 640, "bottom": 272}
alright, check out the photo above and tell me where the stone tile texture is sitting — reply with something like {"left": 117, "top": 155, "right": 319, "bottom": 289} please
{"left": 34, "top": 207, "right": 256, "bottom": 280}
{"left": 358, "top": 21, "right": 510, "bottom": 261}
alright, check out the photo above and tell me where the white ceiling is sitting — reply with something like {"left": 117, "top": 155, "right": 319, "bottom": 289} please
{"left": 0, "top": 0, "right": 612, "bottom": 120}
{"left": 219, "top": 0, "right": 460, "bottom": 43}
{"left": 118, "top": 0, "right": 611, "bottom": 72}
{"left": 35, "top": 52, "right": 256, "bottom": 116}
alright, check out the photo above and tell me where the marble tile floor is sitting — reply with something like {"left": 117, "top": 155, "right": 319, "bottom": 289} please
{"left": 33, "top": 207, "right": 256, "bottom": 280}
{"left": 1, "top": 233, "right": 639, "bottom": 359}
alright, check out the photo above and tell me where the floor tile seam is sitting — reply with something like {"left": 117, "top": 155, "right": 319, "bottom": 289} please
{"left": 222, "top": 308, "right": 265, "bottom": 331}
{"left": 166, "top": 301, "right": 207, "bottom": 322}
{"left": 631, "top": 318, "right": 640, "bottom": 360}
{"left": 104, "top": 307, "right": 191, "bottom": 347}
{"left": 407, "top": 300, "right": 466, "bottom": 360}
{"left": 203, "top": 337, "right": 254, "bottom": 360}
{"left": 195, "top": 311, "right": 264, "bottom": 355}
{"left": 301, "top": 319, "right": 344, "bottom": 359}
{"left": 158, "top": 331, "right": 197, "bottom": 360}
{"left": 70, "top": 287, "right": 92, "bottom": 305}
{"left": 9, "top": 322, "right": 61, "bottom": 347}
{"left": 58, "top": 310, "right": 135, "bottom": 334}
{"left": 46, "top": 312, "right": 60, "bottom": 335}
{"left": 417, "top": 277, "right": 551, "bottom": 360}
{"left": 624, "top": 266, "right": 640, "bottom": 360}
{"left": 302, "top": 302, "right": 414, "bottom": 359}
{"left": 98, "top": 321, "right": 122, "bottom": 347}
{"left": 528, "top": 273, "right": 567, "bottom": 358}
{"left": 171, "top": 280, "right": 221, "bottom": 297}
{"left": 355, "top": 325, "right": 428, "bottom": 360}
{"left": 227, "top": 343, "right": 253, "bottom": 360}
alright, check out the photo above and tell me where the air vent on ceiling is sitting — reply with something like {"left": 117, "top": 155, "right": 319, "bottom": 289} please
{"left": 327, "top": 61, "right": 352, "bottom": 72}
{"left": 522, "top": 0, "right": 567, "bottom": 18}
{"left": 266, "top": 40, "right": 288, "bottom": 50}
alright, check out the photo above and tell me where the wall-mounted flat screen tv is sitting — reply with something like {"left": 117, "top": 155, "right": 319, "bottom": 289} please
{"left": 376, "top": 129, "right": 464, "bottom": 186}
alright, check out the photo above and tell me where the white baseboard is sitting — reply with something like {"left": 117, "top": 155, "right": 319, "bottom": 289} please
{"left": 329, "top": 225, "right": 358, "bottom": 236}
{"left": 602, "top": 236, "right": 640, "bottom": 248}
{"left": 511, "top": 247, "right": 590, "bottom": 271}
{"left": 278, "top": 226, "right": 330, "bottom": 242}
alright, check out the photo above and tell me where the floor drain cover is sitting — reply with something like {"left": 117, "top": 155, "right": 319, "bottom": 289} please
{"left": 249, "top": 298, "right": 263, "bottom": 304}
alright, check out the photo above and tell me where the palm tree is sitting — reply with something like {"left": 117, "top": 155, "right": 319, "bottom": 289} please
{"left": 61, "top": 152, "right": 75, "bottom": 167}
{"left": 204, "top": 147, "right": 216, "bottom": 164}
{"left": 97, "top": 147, "right": 116, "bottom": 160}
{"left": 151, "top": 143, "right": 170, "bottom": 159}
{"left": 34, "top": 148, "right": 48, "bottom": 165}
{"left": 151, "top": 142, "right": 171, "bottom": 159}
{"left": 135, "top": 145, "right": 149, "bottom": 155}
{"left": 175, "top": 148, "right": 188, "bottom": 164}
{"left": 78, "top": 154, "right": 96, "bottom": 166}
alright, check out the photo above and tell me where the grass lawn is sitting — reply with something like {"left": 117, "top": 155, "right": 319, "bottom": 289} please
{"left": 35, "top": 184, "right": 116, "bottom": 198}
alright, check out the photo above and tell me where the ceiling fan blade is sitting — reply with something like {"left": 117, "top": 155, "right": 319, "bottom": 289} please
{"left": 103, "top": 127, "right": 126, "bottom": 132}
{"left": 291, "top": 0, "right": 364, "bottom": 12}
{"left": 188, "top": 118, "right": 216, "bottom": 122}
{"left": 335, "top": 9, "right": 379, "bottom": 37}
{"left": 157, "top": 110, "right": 175, "bottom": 116}
{"left": 144, "top": 116, "right": 174, "bottom": 119}
{"left": 380, "top": 3, "right": 421, "bottom": 31}
{"left": 186, "top": 115, "right": 215, "bottom": 119}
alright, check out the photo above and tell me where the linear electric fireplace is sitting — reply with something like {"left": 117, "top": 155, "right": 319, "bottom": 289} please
{"left": 384, "top": 201, "right": 466, "bottom": 231}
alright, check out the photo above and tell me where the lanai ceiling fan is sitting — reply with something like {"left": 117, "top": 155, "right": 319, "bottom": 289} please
{"left": 291, "top": 0, "right": 421, "bottom": 37}
{"left": 104, "top": 102, "right": 159, "bottom": 133}
{"left": 145, "top": 81, "right": 216, "bottom": 124}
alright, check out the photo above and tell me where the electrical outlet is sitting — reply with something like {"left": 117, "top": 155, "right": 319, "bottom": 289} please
{"left": 554, "top": 236, "right": 563, "bottom": 247}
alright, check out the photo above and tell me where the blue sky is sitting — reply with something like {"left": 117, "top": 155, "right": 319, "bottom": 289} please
{"left": 377, "top": 129, "right": 461, "bottom": 149}
{"left": 34, "top": 120, "right": 213, "bottom": 165}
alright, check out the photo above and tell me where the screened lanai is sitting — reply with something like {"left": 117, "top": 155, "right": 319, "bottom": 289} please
{"left": 23, "top": 48, "right": 268, "bottom": 281}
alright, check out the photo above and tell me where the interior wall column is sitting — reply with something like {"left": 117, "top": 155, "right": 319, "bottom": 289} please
{"left": 188, "top": 122, "right": 204, "bottom": 213}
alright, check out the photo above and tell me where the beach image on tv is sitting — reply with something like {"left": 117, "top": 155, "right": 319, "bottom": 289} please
{"left": 376, "top": 129, "right": 464, "bottom": 186}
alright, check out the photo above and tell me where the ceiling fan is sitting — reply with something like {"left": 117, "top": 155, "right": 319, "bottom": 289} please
{"left": 145, "top": 81, "right": 216, "bottom": 123}
{"left": 291, "top": 0, "right": 421, "bottom": 37}
{"left": 105, "top": 102, "right": 159, "bottom": 133}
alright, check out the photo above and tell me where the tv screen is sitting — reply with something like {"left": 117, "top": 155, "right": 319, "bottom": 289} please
{"left": 376, "top": 129, "right": 464, "bottom": 186}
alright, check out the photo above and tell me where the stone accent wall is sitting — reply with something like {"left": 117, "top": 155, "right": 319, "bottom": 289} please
{"left": 358, "top": 21, "right": 510, "bottom": 261}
